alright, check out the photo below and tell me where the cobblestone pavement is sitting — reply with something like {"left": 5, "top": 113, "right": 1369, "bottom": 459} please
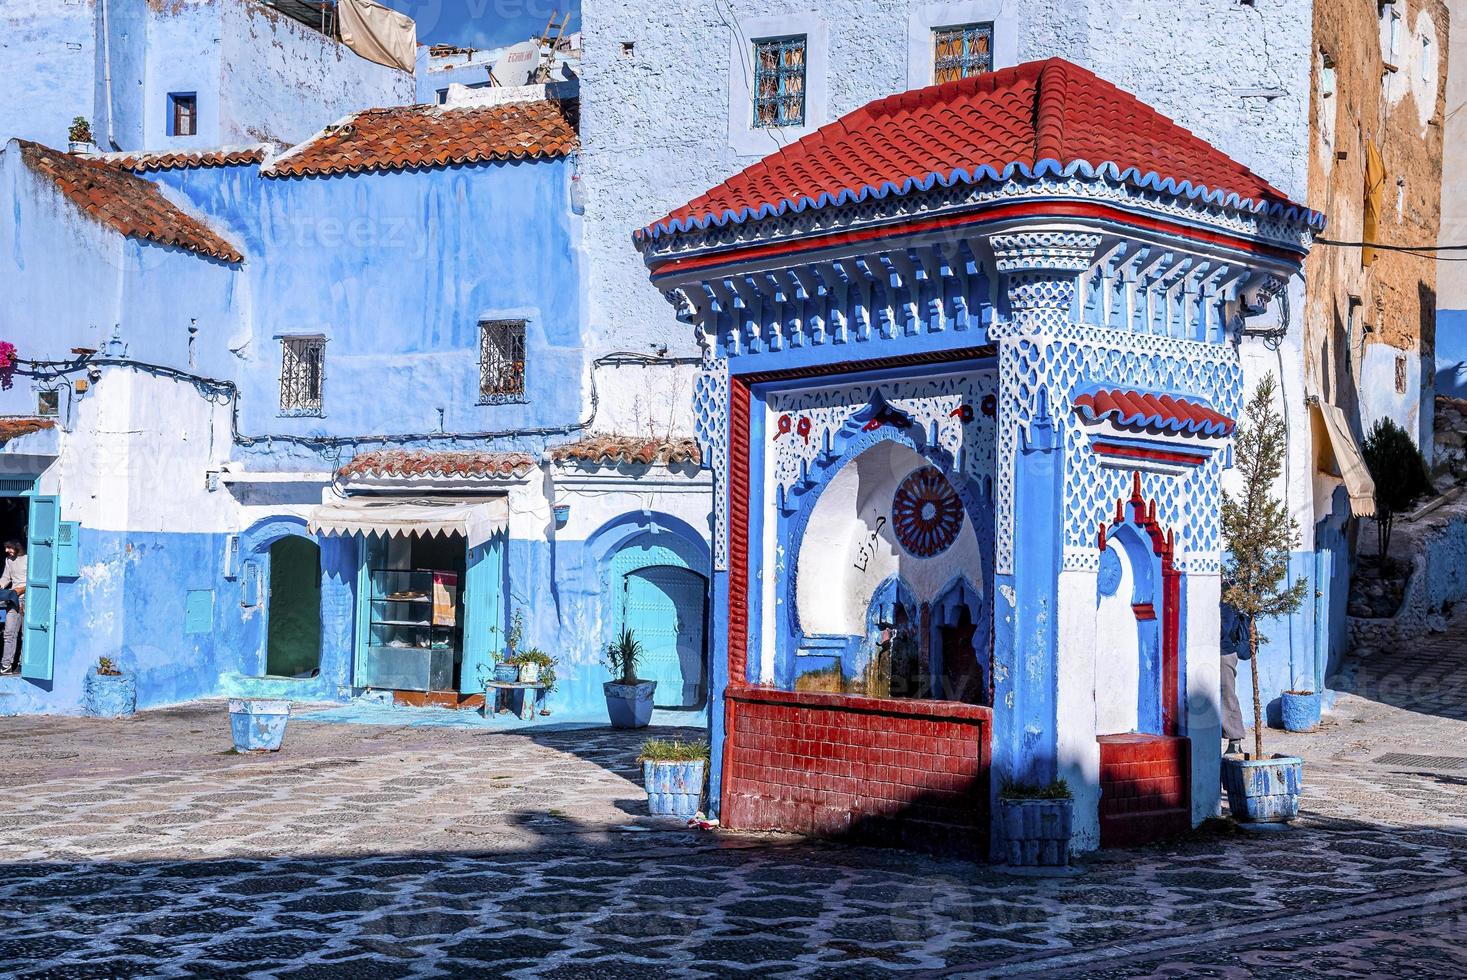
{"left": 3, "top": 622, "right": 1467, "bottom": 979}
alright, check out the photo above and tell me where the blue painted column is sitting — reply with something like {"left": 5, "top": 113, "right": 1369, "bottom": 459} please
{"left": 987, "top": 230, "right": 1100, "bottom": 841}
{"left": 1004, "top": 401, "right": 1062, "bottom": 786}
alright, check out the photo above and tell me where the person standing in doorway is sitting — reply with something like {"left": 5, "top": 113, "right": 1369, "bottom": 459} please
{"left": 0, "top": 540, "right": 26, "bottom": 675}
{"left": 1219, "top": 602, "right": 1247, "bottom": 755}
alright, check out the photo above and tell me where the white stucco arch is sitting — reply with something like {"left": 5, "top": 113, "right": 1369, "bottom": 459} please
{"left": 795, "top": 440, "right": 981, "bottom": 638}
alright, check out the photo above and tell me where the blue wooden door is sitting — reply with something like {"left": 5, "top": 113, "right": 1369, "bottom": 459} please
{"left": 22, "top": 495, "right": 59, "bottom": 681}
{"left": 621, "top": 565, "right": 706, "bottom": 708}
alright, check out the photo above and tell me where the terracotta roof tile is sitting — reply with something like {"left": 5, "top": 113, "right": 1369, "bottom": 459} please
{"left": 106, "top": 146, "right": 269, "bottom": 172}
{"left": 1074, "top": 388, "right": 1234, "bottom": 436}
{"left": 550, "top": 435, "right": 702, "bottom": 467}
{"left": 642, "top": 59, "right": 1316, "bottom": 240}
{"left": 0, "top": 417, "right": 55, "bottom": 442}
{"left": 19, "top": 142, "right": 244, "bottom": 263}
{"left": 267, "top": 99, "right": 578, "bottom": 177}
{"left": 338, "top": 450, "right": 539, "bottom": 480}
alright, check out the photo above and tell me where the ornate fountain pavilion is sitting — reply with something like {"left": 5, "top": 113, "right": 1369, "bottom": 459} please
{"left": 635, "top": 58, "right": 1319, "bottom": 855}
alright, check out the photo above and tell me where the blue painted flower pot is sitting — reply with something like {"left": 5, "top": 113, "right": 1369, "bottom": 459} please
{"left": 493, "top": 663, "right": 519, "bottom": 683}
{"left": 603, "top": 680, "right": 657, "bottom": 729}
{"left": 1222, "top": 755, "right": 1303, "bottom": 823}
{"left": 998, "top": 798, "right": 1074, "bottom": 867}
{"left": 228, "top": 698, "right": 291, "bottom": 753}
{"left": 644, "top": 760, "right": 705, "bottom": 818}
{"left": 1281, "top": 691, "right": 1322, "bottom": 733}
{"left": 83, "top": 671, "right": 136, "bottom": 719}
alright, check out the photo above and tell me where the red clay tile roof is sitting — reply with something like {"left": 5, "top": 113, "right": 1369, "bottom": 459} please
{"left": 0, "top": 418, "right": 55, "bottom": 442}
{"left": 550, "top": 435, "right": 702, "bottom": 467}
{"left": 1074, "top": 388, "right": 1234, "bottom": 436}
{"left": 338, "top": 450, "right": 539, "bottom": 480}
{"left": 106, "top": 146, "right": 268, "bottom": 172}
{"left": 19, "top": 142, "right": 244, "bottom": 263}
{"left": 267, "top": 99, "right": 578, "bottom": 177}
{"left": 641, "top": 58, "right": 1315, "bottom": 240}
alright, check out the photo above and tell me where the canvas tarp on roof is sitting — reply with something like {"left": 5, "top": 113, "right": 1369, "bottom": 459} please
{"left": 338, "top": 0, "right": 417, "bottom": 73}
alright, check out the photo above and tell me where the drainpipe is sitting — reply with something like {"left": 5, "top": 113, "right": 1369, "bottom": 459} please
{"left": 100, "top": 0, "right": 119, "bottom": 151}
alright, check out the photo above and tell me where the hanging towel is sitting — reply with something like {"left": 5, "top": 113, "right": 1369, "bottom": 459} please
{"left": 431, "top": 572, "right": 458, "bottom": 627}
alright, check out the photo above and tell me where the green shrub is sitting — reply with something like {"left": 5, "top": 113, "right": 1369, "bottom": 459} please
{"left": 603, "top": 627, "right": 643, "bottom": 685}
{"left": 504, "top": 648, "right": 557, "bottom": 692}
{"left": 1361, "top": 417, "right": 1433, "bottom": 559}
{"left": 999, "top": 777, "right": 1072, "bottom": 801}
{"left": 637, "top": 738, "right": 711, "bottom": 764}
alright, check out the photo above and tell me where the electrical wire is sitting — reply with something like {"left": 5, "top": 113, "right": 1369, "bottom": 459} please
{"left": 1314, "top": 236, "right": 1467, "bottom": 259}
{"left": 14, "top": 350, "right": 700, "bottom": 452}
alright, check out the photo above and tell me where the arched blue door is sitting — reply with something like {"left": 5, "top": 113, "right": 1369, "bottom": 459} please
{"left": 620, "top": 564, "right": 707, "bottom": 708}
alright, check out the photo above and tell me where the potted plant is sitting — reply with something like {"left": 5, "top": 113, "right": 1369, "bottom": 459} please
{"left": 68, "top": 116, "right": 95, "bottom": 154}
{"left": 1280, "top": 689, "right": 1322, "bottom": 733}
{"left": 1221, "top": 375, "right": 1309, "bottom": 823}
{"left": 504, "top": 648, "right": 557, "bottom": 715}
{"left": 227, "top": 698, "right": 291, "bottom": 753}
{"left": 997, "top": 778, "right": 1073, "bottom": 867}
{"left": 83, "top": 657, "right": 136, "bottom": 719}
{"left": 603, "top": 626, "right": 656, "bottom": 729}
{"left": 638, "top": 737, "right": 709, "bottom": 818}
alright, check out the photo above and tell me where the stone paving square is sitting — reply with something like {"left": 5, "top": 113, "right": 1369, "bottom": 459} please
{"left": 3, "top": 624, "right": 1467, "bottom": 979}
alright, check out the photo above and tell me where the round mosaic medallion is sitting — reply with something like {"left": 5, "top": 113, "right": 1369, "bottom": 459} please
{"left": 891, "top": 466, "right": 964, "bottom": 558}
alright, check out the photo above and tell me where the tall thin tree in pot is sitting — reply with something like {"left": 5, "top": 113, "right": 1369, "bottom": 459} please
{"left": 1221, "top": 374, "right": 1309, "bottom": 759}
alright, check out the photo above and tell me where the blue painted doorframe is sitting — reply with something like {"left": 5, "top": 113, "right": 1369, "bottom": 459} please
{"left": 608, "top": 533, "right": 709, "bottom": 709}
{"left": 621, "top": 564, "right": 708, "bottom": 708}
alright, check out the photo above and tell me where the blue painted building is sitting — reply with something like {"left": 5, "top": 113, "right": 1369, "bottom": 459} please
{"left": 0, "top": 92, "right": 712, "bottom": 721}
{"left": 637, "top": 60, "right": 1319, "bottom": 854}
{"left": 0, "top": 0, "right": 415, "bottom": 155}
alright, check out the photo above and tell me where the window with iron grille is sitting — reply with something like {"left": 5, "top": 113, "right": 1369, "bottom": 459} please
{"left": 279, "top": 337, "right": 325, "bottom": 416}
{"left": 479, "top": 320, "right": 527, "bottom": 403}
{"left": 933, "top": 23, "right": 994, "bottom": 83}
{"left": 753, "top": 36, "right": 807, "bottom": 128}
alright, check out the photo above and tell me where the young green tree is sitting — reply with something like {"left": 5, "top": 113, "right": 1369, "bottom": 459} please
{"left": 1221, "top": 374, "right": 1310, "bottom": 759}
{"left": 1361, "top": 417, "right": 1433, "bottom": 560}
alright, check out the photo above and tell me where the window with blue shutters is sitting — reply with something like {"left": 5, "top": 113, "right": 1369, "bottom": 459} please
{"left": 753, "top": 36, "right": 807, "bottom": 128}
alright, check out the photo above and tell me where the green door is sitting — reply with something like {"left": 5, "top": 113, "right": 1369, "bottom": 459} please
{"left": 265, "top": 536, "right": 322, "bottom": 677}
{"left": 22, "top": 495, "right": 58, "bottom": 681}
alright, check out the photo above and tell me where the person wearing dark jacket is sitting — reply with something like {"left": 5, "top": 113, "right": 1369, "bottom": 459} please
{"left": 1219, "top": 603, "right": 1248, "bottom": 755}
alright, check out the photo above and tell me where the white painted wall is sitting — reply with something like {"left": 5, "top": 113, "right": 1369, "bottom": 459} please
{"left": 1094, "top": 550, "right": 1140, "bottom": 737}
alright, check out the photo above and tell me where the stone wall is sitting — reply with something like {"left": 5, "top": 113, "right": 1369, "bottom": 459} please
{"left": 1348, "top": 489, "right": 1467, "bottom": 653}
{"left": 1304, "top": 0, "right": 1449, "bottom": 451}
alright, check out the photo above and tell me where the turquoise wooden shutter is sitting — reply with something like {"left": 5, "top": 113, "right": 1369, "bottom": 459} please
{"left": 461, "top": 532, "right": 505, "bottom": 695}
{"left": 21, "top": 495, "right": 59, "bottom": 681}
{"left": 56, "top": 521, "right": 79, "bottom": 578}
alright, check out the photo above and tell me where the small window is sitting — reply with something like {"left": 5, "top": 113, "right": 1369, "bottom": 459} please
{"left": 1395, "top": 354, "right": 1408, "bottom": 394}
{"left": 36, "top": 390, "right": 60, "bottom": 417}
{"left": 933, "top": 23, "right": 994, "bottom": 83}
{"left": 479, "top": 320, "right": 526, "bottom": 403}
{"left": 279, "top": 337, "right": 325, "bottom": 417}
{"left": 753, "top": 36, "right": 807, "bottom": 128}
{"left": 170, "top": 93, "right": 197, "bottom": 137}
